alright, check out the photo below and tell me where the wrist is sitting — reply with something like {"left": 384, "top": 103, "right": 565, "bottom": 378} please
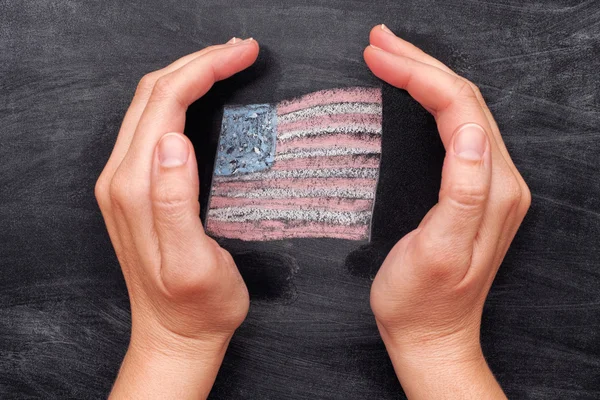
{"left": 129, "top": 320, "right": 232, "bottom": 363}
{"left": 393, "top": 352, "right": 504, "bottom": 400}
{"left": 378, "top": 323, "right": 505, "bottom": 399}
{"left": 110, "top": 325, "right": 232, "bottom": 400}
{"left": 376, "top": 319, "right": 484, "bottom": 366}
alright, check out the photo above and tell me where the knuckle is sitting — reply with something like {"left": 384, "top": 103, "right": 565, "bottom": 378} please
{"left": 370, "top": 285, "right": 400, "bottom": 327}
{"left": 471, "top": 84, "right": 482, "bottom": 98}
{"left": 463, "top": 78, "right": 481, "bottom": 96}
{"left": 109, "top": 172, "right": 143, "bottom": 210}
{"left": 454, "top": 77, "right": 477, "bottom": 100}
{"left": 445, "top": 182, "right": 488, "bottom": 210}
{"left": 94, "top": 173, "right": 110, "bottom": 209}
{"left": 162, "top": 269, "right": 204, "bottom": 298}
{"left": 425, "top": 259, "right": 470, "bottom": 285}
{"left": 499, "top": 178, "right": 523, "bottom": 211}
{"left": 136, "top": 72, "right": 159, "bottom": 96}
{"left": 414, "top": 233, "right": 452, "bottom": 270}
{"left": 153, "top": 185, "right": 192, "bottom": 213}
{"left": 153, "top": 193, "right": 199, "bottom": 227}
{"left": 519, "top": 179, "right": 532, "bottom": 215}
{"left": 108, "top": 175, "right": 127, "bottom": 208}
{"left": 415, "top": 238, "right": 467, "bottom": 282}
{"left": 439, "top": 77, "right": 478, "bottom": 112}
{"left": 154, "top": 197, "right": 190, "bottom": 223}
{"left": 414, "top": 236, "right": 444, "bottom": 268}
{"left": 151, "top": 76, "right": 182, "bottom": 105}
{"left": 153, "top": 76, "right": 173, "bottom": 96}
{"left": 161, "top": 256, "right": 217, "bottom": 298}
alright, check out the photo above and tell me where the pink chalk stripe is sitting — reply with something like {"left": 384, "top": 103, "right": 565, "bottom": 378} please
{"left": 277, "top": 87, "right": 382, "bottom": 115}
{"left": 276, "top": 135, "right": 381, "bottom": 154}
{"left": 213, "top": 178, "right": 377, "bottom": 193}
{"left": 206, "top": 220, "right": 369, "bottom": 241}
{"left": 277, "top": 113, "right": 382, "bottom": 133}
{"left": 209, "top": 196, "right": 374, "bottom": 212}
{"left": 271, "top": 155, "right": 380, "bottom": 171}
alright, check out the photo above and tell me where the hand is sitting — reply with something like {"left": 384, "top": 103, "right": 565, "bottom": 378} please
{"left": 365, "top": 25, "right": 530, "bottom": 399}
{"left": 94, "top": 37, "right": 259, "bottom": 399}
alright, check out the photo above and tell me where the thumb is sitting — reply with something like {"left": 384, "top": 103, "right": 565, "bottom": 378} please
{"left": 151, "top": 132, "right": 216, "bottom": 292}
{"left": 413, "top": 123, "right": 492, "bottom": 277}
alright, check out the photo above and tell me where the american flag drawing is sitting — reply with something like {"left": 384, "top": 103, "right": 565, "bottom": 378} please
{"left": 206, "top": 87, "right": 382, "bottom": 241}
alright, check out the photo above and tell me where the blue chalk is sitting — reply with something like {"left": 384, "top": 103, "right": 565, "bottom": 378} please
{"left": 214, "top": 104, "right": 277, "bottom": 176}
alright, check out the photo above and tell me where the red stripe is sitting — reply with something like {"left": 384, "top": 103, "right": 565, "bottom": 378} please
{"left": 212, "top": 178, "right": 377, "bottom": 193}
{"left": 206, "top": 220, "right": 369, "bottom": 241}
{"left": 276, "top": 135, "right": 381, "bottom": 153}
{"left": 270, "top": 154, "right": 380, "bottom": 170}
{"left": 277, "top": 113, "right": 382, "bottom": 133}
{"left": 277, "top": 87, "right": 381, "bottom": 115}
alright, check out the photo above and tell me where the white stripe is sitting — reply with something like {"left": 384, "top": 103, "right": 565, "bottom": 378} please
{"left": 275, "top": 147, "right": 380, "bottom": 161}
{"left": 213, "top": 168, "right": 379, "bottom": 182}
{"left": 277, "top": 124, "right": 382, "bottom": 142}
{"left": 278, "top": 103, "right": 382, "bottom": 124}
{"left": 208, "top": 207, "right": 372, "bottom": 225}
{"left": 211, "top": 187, "right": 376, "bottom": 200}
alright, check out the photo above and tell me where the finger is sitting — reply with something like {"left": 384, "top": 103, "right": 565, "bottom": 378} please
{"left": 150, "top": 133, "right": 218, "bottom": 293}
{"left": 367, "top": 29, "right": 532, "bottom": 279}
{"left": 369, "top": 24, "right": 531, "bottom": 213}
{"left": 412, "top": 123, "right": 492, "bottom": 281}
{"left": 370, "top": 25, "right": 456, "bottom": 75}
{"left": 364, "top": 45, "right": 492, "bottom": 149}
{"left": 125, "top": 39, "right": 259, "bottom": 172}
{"left": 95, "top": 40, "right": 244, "bottom": 259}
{"left": 369, "top": 25, "right": 519, "bottom": 176}
{"left": 482, "top": 181, "right": 530, "bottom": 287}
{"left": 364, "top": 46, "right": 517, "bottom": 283}
{"left": 112, "top": 40, "right": 259, "bottom": 274}
{"left": 100, "top": 39, "right": 244, "bottom": 184}
{"left": 367, "top": 29, "right": 531, "bottom": 280}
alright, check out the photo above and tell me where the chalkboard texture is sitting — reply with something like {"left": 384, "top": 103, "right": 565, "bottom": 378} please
{"left": 1, "top": 1, "right": 599, "bottom": 399}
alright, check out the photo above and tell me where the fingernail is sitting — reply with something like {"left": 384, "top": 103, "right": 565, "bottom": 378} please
{"left": 381, "top": 24, "right": 394, "bottom": 35}
{"left": 158, "top": 133, "right": 189, "bottom": 168}
{"left": 233, "top": 37, "right": 254, "bottom": 45}
{"left": 227, "top": 37, "right": 239, "bottom": 44}
{"left": 453, "top": 124, "right": 488, "bottom": 161}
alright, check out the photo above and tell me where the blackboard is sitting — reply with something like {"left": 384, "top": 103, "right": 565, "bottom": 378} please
{"left": 1, "top": 1, "right": 599, "bottom": 399}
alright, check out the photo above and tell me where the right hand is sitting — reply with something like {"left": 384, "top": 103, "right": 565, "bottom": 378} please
{"left": 365, "top": 25, "right": 530, "bottom": 398}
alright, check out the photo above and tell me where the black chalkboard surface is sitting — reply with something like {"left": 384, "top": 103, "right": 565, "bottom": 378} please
{"left": 1, "top": 1, "right": 599, "bottom": 399}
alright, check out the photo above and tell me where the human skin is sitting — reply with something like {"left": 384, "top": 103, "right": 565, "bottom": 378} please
{"left": 366, "top": 24, "right": 530, "bottom": 399}
{"left": 95, "top": 37, "right": 260, "bottom": 399}
{"left": 95, "top": 26, "right": 529, "bottom": 399}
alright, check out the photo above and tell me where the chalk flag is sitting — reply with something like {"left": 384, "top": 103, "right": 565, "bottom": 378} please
{"left": 206, "top": 87, "right": 382, "bottom": 241}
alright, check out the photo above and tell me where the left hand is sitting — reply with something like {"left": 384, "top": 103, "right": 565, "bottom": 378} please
{"left": 94, "top": 37, "right": 259, "bottom": 399}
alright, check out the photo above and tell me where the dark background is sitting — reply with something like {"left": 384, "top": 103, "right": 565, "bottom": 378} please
{"left": 1, "top": 0, "right": 599, "bottom": 399}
